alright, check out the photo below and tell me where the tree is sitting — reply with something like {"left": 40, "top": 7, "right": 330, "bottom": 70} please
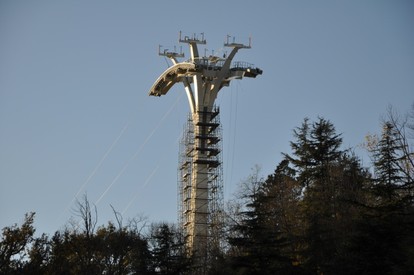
{"left": 148, "top": 223, "right": 190, "bottom": 275}
{"left": 360, "top": 106, "right": 414, "bottom": 274}
{"left": 224, "top": 118, "right": 373, "bottom": 274}
{"left": 24, "top": 233, "right": 51, "bottom": 274}
{"left": 0, "top": 212, "right": 36, "bottom": 274}
{"left": 227, "top": 167, "right": 300, "bottom": 275}
{"left": 259, "top": 159, "right": 304, "bottom": 268}
{"left": 45, "top": 196, "right": 152, "bottom": 275}
{"left": 284, "top": 118, "right": 313, "bottom": 188}
{"left": 369, "top": 121, "right": 405, "bottom": 203}
{"left": 283, "top": 117, "right": 371, "bottom": 274}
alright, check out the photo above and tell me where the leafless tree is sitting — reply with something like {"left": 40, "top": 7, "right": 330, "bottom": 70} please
{"left": 73, "top": 194, "right": 98, "bottom": 237}
{"left": 385, "top": 105, "right": 414, "bottom": 187}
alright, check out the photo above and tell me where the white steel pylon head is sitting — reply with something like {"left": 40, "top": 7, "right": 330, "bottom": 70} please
{"left": 149, "top": 32, "right": 262, "bottom": 114}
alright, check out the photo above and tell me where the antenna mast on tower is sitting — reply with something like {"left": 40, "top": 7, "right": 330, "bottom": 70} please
{"left": 149, "top": 32, "right": 262, "bottom": 271}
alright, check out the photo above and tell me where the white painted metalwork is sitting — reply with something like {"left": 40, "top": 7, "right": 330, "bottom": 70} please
{"left": 149, "top": 32, "right": 262, "bottom": 266}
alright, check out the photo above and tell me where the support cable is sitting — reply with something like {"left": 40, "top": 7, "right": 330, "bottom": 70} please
{"left": 57, "top": 122, "right": 129, "bottom": 223}
{"left": 122, "top": 132, "right": 182, "bottom": 216}
{"left": 94, "top": 92, "right": 184, "bottom": 206}
{"left": 229, "top": 82, "right": 240, "bottom": 196}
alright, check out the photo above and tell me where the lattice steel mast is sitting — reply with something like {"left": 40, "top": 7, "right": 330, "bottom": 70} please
{"left": 149, "top": 32, "right": 262, "bottom": 262}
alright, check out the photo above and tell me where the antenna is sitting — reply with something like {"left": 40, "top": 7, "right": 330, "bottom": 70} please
{"left": 179, "top": 31, "right": 207, "bottom": 44}
{"left": 224, "top": 34, "right": 251, "bottom": 49}
{"left": 158, "top": 45, "right": 184, "bottom": 58}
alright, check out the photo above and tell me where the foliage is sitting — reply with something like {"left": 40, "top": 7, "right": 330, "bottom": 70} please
{"left": 0, "top": 212, "right": 35, "bottom": 274}
{"left": 1, "top": 106, "right": 414, "bottom": 274}
{"left": 224, "top": 112, "right": 413, "bottom": 274}
{"left": 148, "top": 223, "right": 190, "bottom": 274}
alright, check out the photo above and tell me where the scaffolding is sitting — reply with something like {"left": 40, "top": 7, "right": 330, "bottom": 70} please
{"left": 178, "top": 106, "right": 224, "bottom": 264}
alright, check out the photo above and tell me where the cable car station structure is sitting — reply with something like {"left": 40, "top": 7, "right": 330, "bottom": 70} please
{"left": 149, "top": 32, "right": 262, "bottom": 266}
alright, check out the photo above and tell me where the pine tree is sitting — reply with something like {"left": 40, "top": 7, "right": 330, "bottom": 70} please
{"left": 284, "top": 118, "right": 362, "bottom": 274}
{"left": 227, "top": 169, "right": 298, "bottom": 274}
{"left": 360, "top": 119, "right": 414, "bottom": 274}
{"left": 149, "top": 223, "right": 190, "bottom": 274}
{"left": 284, "top": 118, "right": 313, "bottom": 188}
{"left": 372, "top": 122, "right": 404, "bottom": 202}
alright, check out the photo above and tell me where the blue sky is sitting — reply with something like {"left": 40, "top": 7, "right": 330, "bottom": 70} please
{"left": 1, "top": 0, "right": 413, "bottom": 235}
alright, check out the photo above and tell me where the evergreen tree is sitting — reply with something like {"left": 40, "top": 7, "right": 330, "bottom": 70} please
{"left": 284, "top": 118, "right": 367, "bottom": 274}
{"left": 372, "top": 122, "right": 404, "bottom": 201}
{"left": 360, "top": 116, "right": 414, "bottom": 274}
{"left": 260, "top": 159, "right": 304, "bottom": 268}
{"left": 227, "top": 168, "right": 300, "bottom": 274}
{"left": 284, "top": 118, "right": 313, "bottom": 188}
{"left": 149, "top": 223, "right": 190, "bottom": 275}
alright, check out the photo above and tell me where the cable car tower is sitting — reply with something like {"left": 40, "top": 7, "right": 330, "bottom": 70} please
{"left": 149, "top": 32, "right": 262, "bottom": 267}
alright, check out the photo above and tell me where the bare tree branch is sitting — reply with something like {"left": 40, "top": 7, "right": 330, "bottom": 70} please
{"left": 74, "top": 194, "right": 98, "bottom": 237}
{"left": 110, "top": 204, "right": 123, "bottom": 230}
